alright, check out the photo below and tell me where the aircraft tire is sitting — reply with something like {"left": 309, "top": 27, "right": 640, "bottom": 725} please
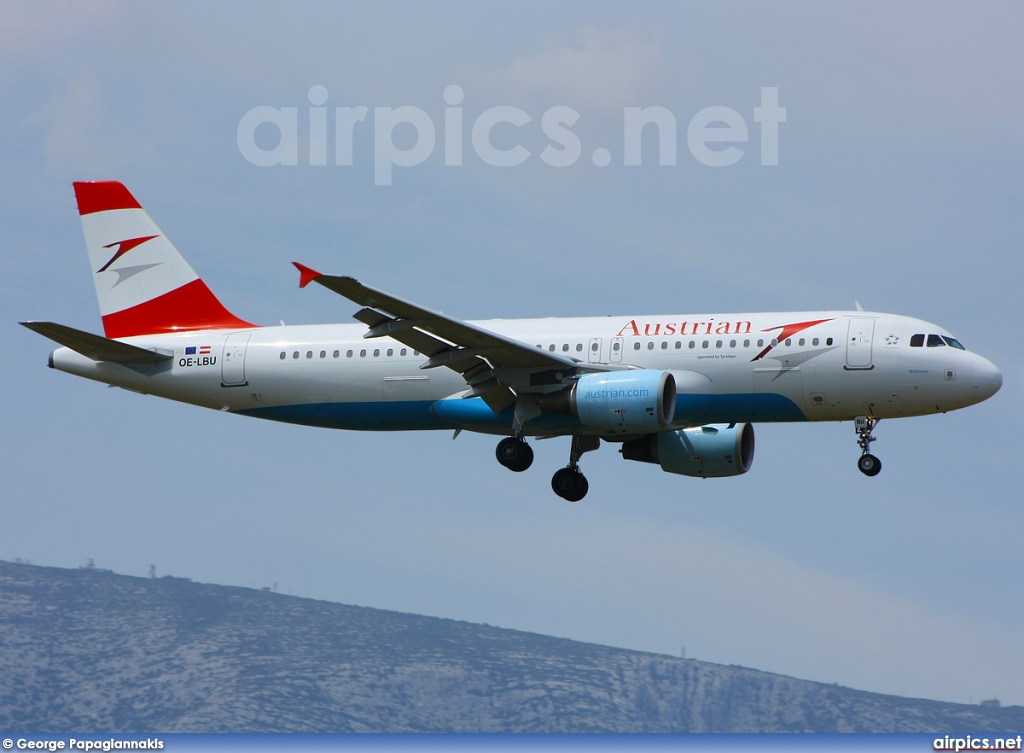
{"left": 551, "top": 467, "right": 588, "bottom": 502}
{"left": 857, "top": 453, "right": 882, "bottom": 477}
{"left": 496, "top": 437, "right": 533, "bottom": 472}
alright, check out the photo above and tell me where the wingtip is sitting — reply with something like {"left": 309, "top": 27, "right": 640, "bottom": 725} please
{"left": 292, "top": 262, "right": 322, "bottom": 288}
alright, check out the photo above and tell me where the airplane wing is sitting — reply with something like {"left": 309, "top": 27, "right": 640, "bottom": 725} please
{"left": 20, "top": 321, "right": 173, "bottom": 365}
{"left": 294, "top": 263, "right": 583, "bottom": 412}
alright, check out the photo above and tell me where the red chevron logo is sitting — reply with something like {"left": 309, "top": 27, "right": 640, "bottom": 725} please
{"left": 752, "top": 318, "right": 834, "bottom": 361}
{"left": 97, "top": 235, "right": 158, "bottom": 273}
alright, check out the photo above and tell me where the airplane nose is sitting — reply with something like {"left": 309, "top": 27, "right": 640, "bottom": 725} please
{"left": 973, "top": 356, "right": 1002, "bottom": 401}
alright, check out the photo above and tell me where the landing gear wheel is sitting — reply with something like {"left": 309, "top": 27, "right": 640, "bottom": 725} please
{"left": 551, "top": 467, "right": 589, "bottom": 502}
{"left": 853, "top": 416, "right": 882, "bottom": 477}
{"left": 857, "top": 453, "right": 882, "bottom": 477}
{"left": 496, "top": 437, "right": 533, "bottom": 472}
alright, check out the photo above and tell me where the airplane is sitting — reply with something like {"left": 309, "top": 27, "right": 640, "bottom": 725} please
{"left": 21, "top": 181, "right": 1003, "bottom": 501}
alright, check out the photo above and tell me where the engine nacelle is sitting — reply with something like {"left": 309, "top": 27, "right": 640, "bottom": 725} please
{"left": 621, "top": 423, "right": 755, "bottom": 478}
{"left": 539, "top": 370, "right": 676, "bottom": 433}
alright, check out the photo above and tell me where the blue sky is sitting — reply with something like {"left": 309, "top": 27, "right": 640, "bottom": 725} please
{"left": 2, "top": 1, "right": 1022, "bottom": 707}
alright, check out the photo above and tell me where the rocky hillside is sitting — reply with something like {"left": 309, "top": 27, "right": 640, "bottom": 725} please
{"left": 0, "top": 561, "right": 1019, "bottom": 732}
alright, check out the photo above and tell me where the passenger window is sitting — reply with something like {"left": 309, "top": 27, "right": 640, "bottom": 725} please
{"left": 826, "top": 337, "right": 833, "bottom": 346}
{"left": 346, "top": 350, "right": 353, "bottom": 358}
{"left": 798, "top": 338, "right": 805, "bottom": 346}
{"left": 320, "top": 350, "right": 326, "bottom": 358}
{"left": 634, "top": 342, "right": 641, "bottom": 351}
{"left": 549, "top": 344, "right": 556, "bottom": 352}
{"left": 306, "top": 351, "right": 313, "bottom": 359}
{"left": 942, "top": 336, "right": 966, "bottom": 350}
{"left": 360, "top": 349, "right": 366, "bottom": 357}
{"left": 647, "top": 342, "right": 654, "bottom": 350}
{"left": 613, "top": 342, "right": 621, "bottom": 351}
{"left": 688, "top": 341, "right": 695, "bottom": 349}
{"left": 757, "top": 339, "right": 764, "bottom": 347}
{"left": 927, "top": 334, "right": 945, "bottom": 347}
{"left": 785, "top": 339, "right": 791, "bottom": 346}
{"left": 675, "top": 341, "right": 681, "bottom": 349}
{"left": 661, "top": 341, "right": 668, "bottom": 350}
{"left": 387, "top": 348, "right": 394, "bottom": 356}
{"left": 562, "top": 344, "right": 569, "bottom": 352}
{"left": 812, "top": 338, "right": 819, "bottom": 346}
{"left": 729, "top": 340, "right": 736, "bottom": 348}
{"left": 333, "top": 350, "right": 339, "bottom": 358}
{"left": 373, "top": 349, "right": 380, "bottom": 357}
{"left": 743, "top": 339, "right": 750, "bottom": 347}
{"left": 910, "top": 334, "right": 925, "bottom": 347}
{"left": 702, "top": 340, "right": 709, "bottom": 349}
{"left": 279, "top": 351, "right": 286, "bottom": 360}
{"left": 401, "top": 348, "right": 407, "bottom": 356}
{"left": 716, "top": 340, "right": 722, "bottom": 348}
{"left": 293, "top": 352, "right": 299, "bottom": 359}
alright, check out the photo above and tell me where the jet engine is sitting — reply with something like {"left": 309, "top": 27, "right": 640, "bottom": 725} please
{"left": 539, "top": 370, "right": 676, "bottom": 433}
{"left": 621, "top": 423, "right": 755, "bottom": 478}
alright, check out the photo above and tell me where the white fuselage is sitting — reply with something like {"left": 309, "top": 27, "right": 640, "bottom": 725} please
{"left": 47, "top": 310, "right": 1002, "bottom": 438}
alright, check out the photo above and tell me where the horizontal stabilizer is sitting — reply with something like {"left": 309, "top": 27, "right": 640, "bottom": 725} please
{"left": 19, "top": 321, "right": 173, "bottom": 365}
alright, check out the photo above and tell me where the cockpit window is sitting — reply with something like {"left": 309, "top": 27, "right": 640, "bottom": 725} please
{"left": 942, "top": 336, "right": 966, "bottom": 350}
{"left": 927, "top": 334, "right": 946, "bottom": 347}
{"left": 910, "top": 334, "right": 924, "bottom": 347}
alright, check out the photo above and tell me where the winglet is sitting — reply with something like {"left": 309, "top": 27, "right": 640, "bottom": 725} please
{"left": 293, "top": 262, "right": 322, "bottom": 289}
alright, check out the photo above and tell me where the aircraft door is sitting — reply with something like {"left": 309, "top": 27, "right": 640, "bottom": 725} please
{"left": 846, "top": 318, "right": 875, "bottom": 370}
{"left": 610, "top": 337, "right": 623, "bottom": 363}
{"left": 588, "top": 337, "right": 602, "bottom": 363}
{"left": 221, "top": 333, "right": 251, "bottom": 386}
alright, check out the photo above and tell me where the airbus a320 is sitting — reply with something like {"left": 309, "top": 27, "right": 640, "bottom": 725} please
{"left": 21, "top": 182, "right": 1003, "bottom": 501}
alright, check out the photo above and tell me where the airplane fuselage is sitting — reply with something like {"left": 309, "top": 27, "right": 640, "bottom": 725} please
{"left": 48, "top": 310, "right": 1001, "bottom": 438}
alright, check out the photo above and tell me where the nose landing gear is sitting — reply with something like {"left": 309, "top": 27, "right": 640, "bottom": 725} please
{"left": 855, "top": 416, "right": 882, "bottom": 477}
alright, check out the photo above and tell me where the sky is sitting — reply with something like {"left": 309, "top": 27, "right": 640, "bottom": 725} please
{"left": 2, "top": 1, "right": 1022, "bottom": 708}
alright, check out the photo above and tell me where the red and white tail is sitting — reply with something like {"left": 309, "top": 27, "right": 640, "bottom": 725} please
{"left": 74, "top": 181, "right": 254, "bottom": 338}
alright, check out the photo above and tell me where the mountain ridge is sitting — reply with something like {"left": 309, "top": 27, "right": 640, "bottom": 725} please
{"left": 1, "top": 560, "right": 1019, "bottom": 732}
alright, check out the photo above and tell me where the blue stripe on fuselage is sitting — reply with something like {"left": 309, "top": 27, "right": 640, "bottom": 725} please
{"left": 236, "top": 392, "right": 807, "bottom": 432}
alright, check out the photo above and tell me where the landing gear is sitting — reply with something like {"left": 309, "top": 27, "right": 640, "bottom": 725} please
{"left": 496, "top": 436, "right": 533, "bottom": 472}
{"left": 854, "top": 416, "right": 882, "bottom": 477}
{"left": 550, "top": 435, "right": 599, "bottom": 502}
{"left": 551, "top": 467, "right": 589, "bottom": 502}
{"left": 857, "top": 453, "right": 882, "bottom": 477}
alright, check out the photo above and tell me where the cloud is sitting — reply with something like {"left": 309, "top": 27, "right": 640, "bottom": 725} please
{"left": 438, "top": 512, "right": 1024, "bottom": 705}
{"left": 24, "top": 74, "right": 160, "bottom": 173}
{"left": 470, "top": 27, "right": 680, "bottom": 109}
{"left": 0, "top": 1, "right": 117, "bottom": 73}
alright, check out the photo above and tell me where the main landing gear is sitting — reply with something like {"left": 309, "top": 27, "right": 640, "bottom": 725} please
{"left": 495, "top": 434, "right": 598, "bottom": 502}
{"left": 855, "top": 416, "right": 882, "bottom": 477}
{"left": 496, "top": 436, "right": 533, "bottom": 472}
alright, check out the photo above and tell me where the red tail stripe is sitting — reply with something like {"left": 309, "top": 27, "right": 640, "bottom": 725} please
{"left": 101, "top": 278, "right": 256, "bottom": 338}
{"left": 74, "top": 181, "right": 142, "bottom": 216}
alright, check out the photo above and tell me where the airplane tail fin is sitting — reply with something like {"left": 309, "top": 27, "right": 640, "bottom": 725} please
{"left": 74, "top": 181, "right": 254, "bottom": 338}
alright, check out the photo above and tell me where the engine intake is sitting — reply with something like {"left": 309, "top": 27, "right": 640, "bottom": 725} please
{"left": 621, "top": 423, "right": 755, "bottom": 478}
